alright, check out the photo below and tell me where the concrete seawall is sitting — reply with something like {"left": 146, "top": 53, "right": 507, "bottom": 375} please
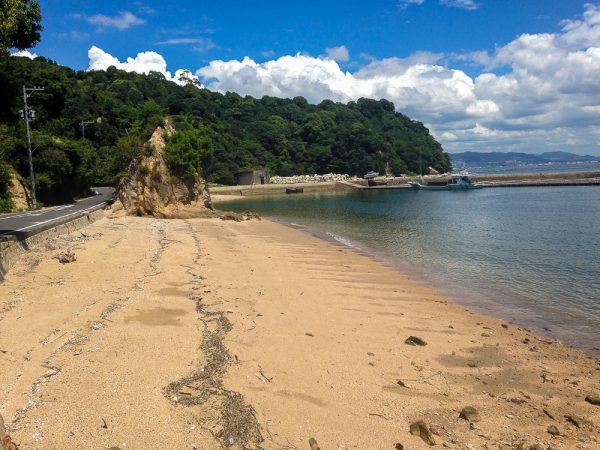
{"left": 0, "top": 206, "right": 106, "bottom": 281}
{"left": 211, "top": 171, "right": 600, "bottom": 197}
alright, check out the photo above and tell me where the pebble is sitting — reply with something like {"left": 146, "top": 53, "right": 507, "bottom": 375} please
{"left": 568, "top": 414, "right": 593, "bottom": 428}
{"left": 404, "top": 336, "right": 427, "bottom": 346}
{"left": 547, "top": 425, "right": 560, "bottom": 436}
{"left": 410, "top": 421, "right": 437, "bottom": 445}
{"left": 585, "top": 394, "right": 600, "bottom": 406}
{"left": 459, "top": 406, "right": 481, "bottom": 422}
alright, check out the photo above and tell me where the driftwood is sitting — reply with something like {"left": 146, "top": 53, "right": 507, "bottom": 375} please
{"left": 309, "top": 437, "right": 321, "bottom": 450}
{"left": 0, "top": 414, "right": 19, "bottom": 450}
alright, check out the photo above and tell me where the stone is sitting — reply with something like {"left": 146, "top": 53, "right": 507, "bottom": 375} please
{"left": 547, "top": 425, "right": 560, "bottom": 436}
{"left": 543, "top": 408, "right": 557, "bottom": 420}
{"left": 405, "top": 336, "right": 427, "bottom": 346}
{"left": 394, "top": 444, "right": 404, "bottom": 450}
{"left": 410, "top": 421, "right": 437, "bottom": 445}
{"left": 567, "top": 414, "right": 593, "bottom": 428}
{"left": 585, "top": 394, "right": 600, "bottom": 406}
{"left": 528, "top": 445, "right": 544, "bottom": 450}
{"left": 459, "top": 406, "right": 481, "bottom": 422}
{"left": 55, "top": 250, "right": 76, "bottom": 264}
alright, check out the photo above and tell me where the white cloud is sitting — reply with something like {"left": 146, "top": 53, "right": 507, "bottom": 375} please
{"left": 10, "top": 49, "right": 38, "bottom": 59}
{"left": 440, "top": 0, "right": 480, "bottom": 10}
{"left": 399, "top": 0, "right": 479, "bottom": 10}
{"left": 87, "top": 46, "right": 202, "bottom": 88}
{"left": 85, "top": 11, "right": 145, "bottom": 30}
{"left": 325, "top": 45, "right": 350, "bottom": 62}
{"left": 156, "top": 37, "right": 216, "bottom": 52}
{"left": 398, "top": 0, "right": 425, "bottom": 8}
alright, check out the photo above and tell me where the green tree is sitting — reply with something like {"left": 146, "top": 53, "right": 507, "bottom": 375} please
{"left": 0, "top": 0, "right": 42, "bottom": 51}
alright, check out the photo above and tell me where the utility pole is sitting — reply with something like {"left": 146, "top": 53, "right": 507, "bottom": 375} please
{"left": 80, "top": 120, "right": 94, "bottom": 139}
{"left": 20, "top": 85, "right": 45, "bottom": 210}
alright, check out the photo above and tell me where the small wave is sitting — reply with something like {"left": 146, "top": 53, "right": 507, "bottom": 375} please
{"left": 325, "top": 231, "right": 361, "bottom": 250}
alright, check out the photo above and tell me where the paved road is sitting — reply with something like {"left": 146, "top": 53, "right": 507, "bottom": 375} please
{"left": 0, "top": 187, "right": 115, "bottom": 239}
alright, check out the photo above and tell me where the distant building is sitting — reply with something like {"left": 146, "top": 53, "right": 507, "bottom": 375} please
{"left": 237, "top": 170, "right": 270, "bottom": 185}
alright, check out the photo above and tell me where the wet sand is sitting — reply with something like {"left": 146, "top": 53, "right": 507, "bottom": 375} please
{"left": 0, "top": 215, "right": 598, "bottom": 449}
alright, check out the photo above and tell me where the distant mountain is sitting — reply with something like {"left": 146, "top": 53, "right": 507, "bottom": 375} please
{"left": 450, "top": 151, "right": 598, "bottom": 168}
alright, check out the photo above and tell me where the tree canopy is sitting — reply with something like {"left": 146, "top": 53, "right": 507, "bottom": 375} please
{"left": 0, "top": 0, "right": 42, "bottom": 51}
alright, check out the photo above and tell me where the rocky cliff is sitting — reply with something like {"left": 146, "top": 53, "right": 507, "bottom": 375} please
{"left": 112, "top": 121, "right": 214, "bottom": 219}
{"left": 7, "top": 171, "right": 31, "bottom": 210}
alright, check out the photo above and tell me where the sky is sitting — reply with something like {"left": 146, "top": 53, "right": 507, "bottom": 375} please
{"left": 13, "top": 1, "right": 600, "bottom": 155}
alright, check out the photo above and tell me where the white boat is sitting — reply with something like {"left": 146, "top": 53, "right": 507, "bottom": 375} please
{"left": 363, "top": 171, "right": 379, "bottom": 180}
{"left": 408, "top": 173, "right": 483, "bottom": 190}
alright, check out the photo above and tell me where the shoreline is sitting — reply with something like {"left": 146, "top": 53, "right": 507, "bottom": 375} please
{"left": 272, "top": 215, "right": 600, "bottom": 358}
{"left": 0, "top": 215, "right": 598, "bottom": 448}
{"left": 214, "top": 188, "right": 600, "bottom": 359}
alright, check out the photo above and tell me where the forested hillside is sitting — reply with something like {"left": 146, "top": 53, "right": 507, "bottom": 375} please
{"left": 0, "top": 54, "right": 450, "bottom": 209}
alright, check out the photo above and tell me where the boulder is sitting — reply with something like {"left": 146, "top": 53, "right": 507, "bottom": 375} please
{"left": 112, "top": 120, "right": 213, "bottom": 219}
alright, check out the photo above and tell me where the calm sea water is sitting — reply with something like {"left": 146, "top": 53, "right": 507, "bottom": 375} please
{"left": 220, "top": 186, "right": 600, "bottom": 353}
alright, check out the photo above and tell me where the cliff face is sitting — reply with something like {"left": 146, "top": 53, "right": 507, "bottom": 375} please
{"left": 7, "top": 171, "right": 31, "bottom": 210}
{"left": 112, "top": 121, "right": 213, "bottom": 219}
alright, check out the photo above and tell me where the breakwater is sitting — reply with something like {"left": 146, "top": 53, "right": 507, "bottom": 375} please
{"left": 211, "top": 171, "right": 600, "bottom": 198}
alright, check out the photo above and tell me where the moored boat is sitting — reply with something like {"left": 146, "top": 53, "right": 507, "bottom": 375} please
{"left": 408, "top": 173, "right": 483, "bottom": 190}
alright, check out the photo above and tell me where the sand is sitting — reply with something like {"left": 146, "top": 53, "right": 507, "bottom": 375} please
{"left": 0, "top": 215, "right": 598, "bottom": 449}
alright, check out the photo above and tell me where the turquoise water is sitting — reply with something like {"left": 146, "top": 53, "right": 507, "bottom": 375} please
{"left": 220, "top": 186, "right": 600, "bottom": 353}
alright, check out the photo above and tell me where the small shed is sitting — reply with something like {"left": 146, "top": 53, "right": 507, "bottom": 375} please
{"left": 237, "top": 170, "right": 270, "bottom": 185}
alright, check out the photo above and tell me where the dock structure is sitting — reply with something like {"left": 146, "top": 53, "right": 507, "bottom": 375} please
{"left": 211, "top": 171, "right": 600, "bottom": 197}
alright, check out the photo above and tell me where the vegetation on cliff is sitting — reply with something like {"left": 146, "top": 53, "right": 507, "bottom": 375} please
{"left": 0, "top": 54, "right": 450, "bottom": 208}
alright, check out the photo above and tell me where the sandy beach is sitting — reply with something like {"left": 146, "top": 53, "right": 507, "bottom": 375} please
{"left": 0, "top": 214, "right": 598, "bottom": 449}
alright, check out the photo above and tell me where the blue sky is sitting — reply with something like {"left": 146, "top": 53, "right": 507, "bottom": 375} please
{"left": 17, "top": 1, "right": 600, "bottom": 155}
{"left": 38, "top": 1, "right": 584, "bottom": 72}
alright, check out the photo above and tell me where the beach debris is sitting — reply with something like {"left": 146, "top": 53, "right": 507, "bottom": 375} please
{"left": 219, "top": 210, "right": 261, "bottom": 222}
{"left": 567, "top": 414, "right": 593, "bottom": 428}
{"left": 394, "top": 443, "right": 404, "bottom": 450}
{"left": 305, "top": 332, "right": 314, "bottom": 337}
{"left": 501, "top": 323, "right": 509, "bottom": 328}
{"left": 409, "top": 420, "right": 437, "bottom": 445}
{"left": 585, "top": 394, "right": 600, "bottom": 405}
{"left": 54, "top": 250, "right": 76, "bottom": 264}
{"left": 309, "top": 437, "right": 321, "bottom": 450}
{"left": 547, "top": 425, "right": 560, "bottom": 436}
{"left": 255, "top": 366, "right": 272, "bottom": 383}
{"left": 481, "top": 332, "right": 491, "bottom": 337}
{"left": 405, "top": 336, "right": 427, "bottom": 346}
{"left": 1, "top": 413, "right": 19, "bottom": 450}
{"left": 101, "top": 418, "right": 108, "bottom": 429}
{"left": 543, "top": 408, "right": 557, "bottom": 420}
{"left": 367, "top": 352, "right": 375, "bottom": 356}
{"left": 459, "top": 406, "right": 481, "bottom": 422}
{"left": 396, "top": 379, "right": 410, "bottom": 388}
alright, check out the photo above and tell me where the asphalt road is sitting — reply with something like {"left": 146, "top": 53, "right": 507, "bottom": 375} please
{"left": 0, "top": 187, "right": 115, "bottom": 239}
